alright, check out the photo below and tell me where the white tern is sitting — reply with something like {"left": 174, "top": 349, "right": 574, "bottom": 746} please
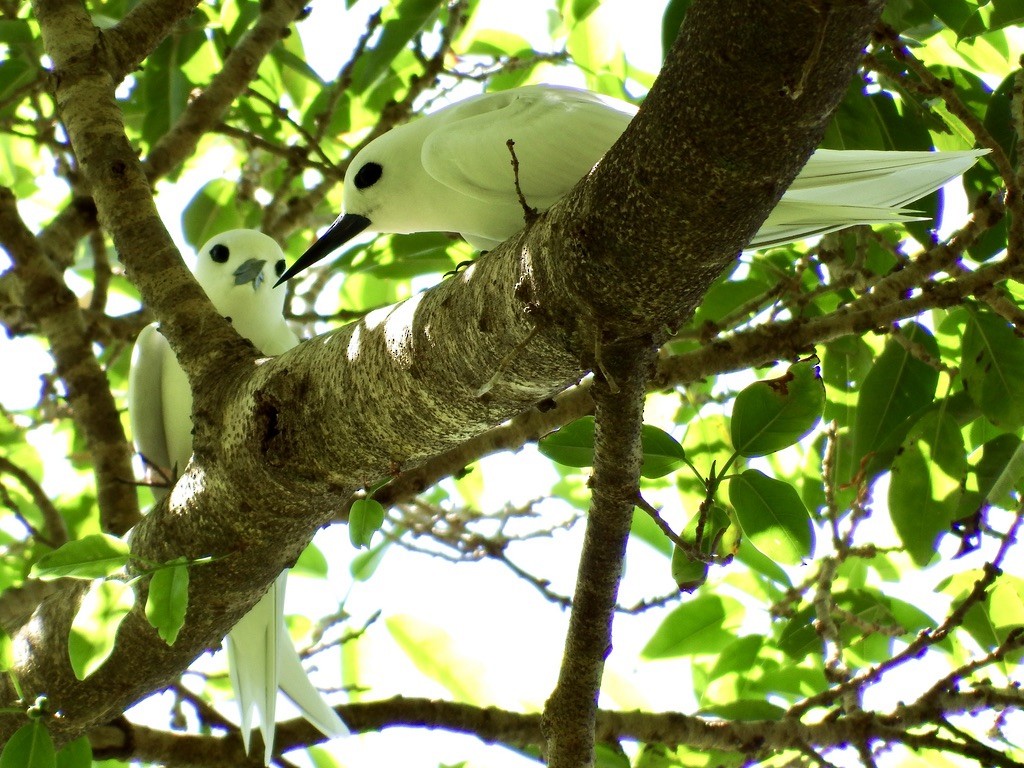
{"left": 277, "top": 84, "right": 986, "bottom": 283}
{"left": 128, "top": 230, "right": 349, "bottom": 763}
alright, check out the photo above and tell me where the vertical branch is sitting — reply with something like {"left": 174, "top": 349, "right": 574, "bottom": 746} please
{"left": 543, "top": 342, "right": 654, "bottom": 768}
{"left": 0, "top": 188, "right": 140, "bottom": 536}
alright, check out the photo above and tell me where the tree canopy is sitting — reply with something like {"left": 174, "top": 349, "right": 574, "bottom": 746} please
{"left": 0, "top": 0, "right": 1022, "bottom": 767}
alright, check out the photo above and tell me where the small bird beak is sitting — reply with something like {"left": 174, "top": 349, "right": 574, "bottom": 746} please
{"left": 274, "top": 213, "right": 372, "bottom": 286}
{"left": 233, "top": 258, "right": 268, "bottom": 290}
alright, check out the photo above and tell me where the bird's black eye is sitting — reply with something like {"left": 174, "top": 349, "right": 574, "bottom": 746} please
{"left": 354, "top": 162, "right": 383, "bottom": 190}
{"left": 274, "top": 259, "right": 286, "bottom": 277}
{"left": 209, "top": 243, "right": 230, "bottom": 263}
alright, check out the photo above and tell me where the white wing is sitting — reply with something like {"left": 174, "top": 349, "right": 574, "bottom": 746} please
{"left": 127, "top": 323, "right": 172, "bottom": 480}
{"left": 753, "top": 148, "right": 988, "bottom": 248}
{"left": 422, "top": 86, "right": 635, "bottom": 209}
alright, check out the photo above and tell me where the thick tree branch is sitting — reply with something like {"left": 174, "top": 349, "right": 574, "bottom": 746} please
{"left": 544, "top": 343, "right": 653, "bottom": 767}
{"left": 105, "top": 0, "right": 202, "bottom": 81}
{"left": 6, "top": 0, "right": 887, "bottom": 749}
{"left": 97, "top": 685, "right": 1024, "bottom": 765}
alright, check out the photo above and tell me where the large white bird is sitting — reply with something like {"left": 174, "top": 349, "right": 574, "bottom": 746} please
{"left": 128, "top": 230, "right": 349, "bottom": 764}
{"left": 277, "top": 84, "right": 986, "bottom": 283}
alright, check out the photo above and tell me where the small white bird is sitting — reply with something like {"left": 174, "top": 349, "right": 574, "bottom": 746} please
{"left": 128, "top": 230, "right": 349, "bottom": 764}
{"left": 277, "top": 84, "right": 986, "bottom": 283}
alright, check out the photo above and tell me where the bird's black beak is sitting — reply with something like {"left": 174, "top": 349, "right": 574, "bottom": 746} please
{"left": 275, "top": 213, "right": 372, "bottom": 286}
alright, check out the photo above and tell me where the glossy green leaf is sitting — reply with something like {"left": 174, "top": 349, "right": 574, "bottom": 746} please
{"left": 852, "top": 323, "right": 940, "bottom": 480}
{"left": 0, "top": 721, "right": 55, "bottom": 768}
{"left": 642, "top": 594, "right": 741, "bottom": 658}
{"left": 30, "top": 534, "right": 130, "bottom": 581}
{"left": 539, "top": 417, "right": 685, "bottom": 477}
{"left": 730, "top": 358, "right": 824, "bottom": 457}
{"left": 144, "top": 558, "right": 189, "bottom": 646}
{"left": 889, "top": 411, "right": 965, "bottom": 566}
{"left": 538, "top": 416, "right": 596, "bottom": 468}
{"left": 69, "top": 580, "right": 134, "bottom": 680}
{"left": 140, "top": 31, "right": 201, "bottom": 148}
{"left": 962, "top": 307, "right": 1024, "bottom": 430}
{"left": 639, "top": 424, "right": 687, "bottom": 478}
{"left": 728, "top": 470, "right": 813, "bottom": 564}
{"left": 349, "top": 498, "right": 386, "bottom": 549}
{"left": 54, "top": 736, "right": 91, "bottom": 768}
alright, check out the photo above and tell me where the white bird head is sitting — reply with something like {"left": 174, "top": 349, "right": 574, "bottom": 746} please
{"left": 275, "top": 125, "right": 433, "bottom": 285}
{"left": 275, "top": 85, "right": 637, "bottom": 285}
{"left": 193, "top": 230, "right": 293, "bottom": 349}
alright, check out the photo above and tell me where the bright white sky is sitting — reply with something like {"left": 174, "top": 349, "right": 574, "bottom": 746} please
{"left": 0, "top": 2, "right": 1019, "bottom": 767}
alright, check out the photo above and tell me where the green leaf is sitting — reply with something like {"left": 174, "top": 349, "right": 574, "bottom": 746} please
{"left": 349, "top": 0, "right": 444, "bottom": 93}
{"left": 734, "top": 538, "right": 793, "bottom": 587}
{"left": 0, "top": 20, "right": 35, "bottom": 44}
{"left": 889, "top": 411, "right": 965, "bottom": 566}
{"left": 145, "top": 558, "right": 189, "bottom": 646}
{"left": 349, "top": 498, "right": 386, "bottom": 549}
{"left": 962, "top": 306, "right": 1024, "bottom": 430}
{"left": 539, "top": 417, "right": 686, "bottom": 477}
{"left": 0, "top": 721, "right": 55, "bottom": 768}
{"left": 661, "top": 0, "right": 692, "bottom": 57}
{"left": 350, "top": 540, "right": 389, "bottom": 581}
{"left": 958, "top": 574, "right": 1024, "bottom": 665}
{"left": 54, "top": 736, "right": 91, "bottom": 768}
{"left": 69, "top": 580, "right": 134, "bottom": 680}
{"left": 728, "top": 470, "right": 813, "bottom": 564}
{"left": 670, "top": 506, "right": 733, "bottom": 592}
{"left": 139, "top": 30, "right": 201, "bottom": 148}
{"left": 538, "top": 416, "right": 596, "bottom": 468}
{"left": 779, "top": 589, "right": 920, "bottom": 660}
{"left": 730, "top": 358, "right": 824, "bottom": 457}
{"left": 594, "top": 743, "right": 631, "bottom": 768}
{"left": 294, "top": 542, "right": 330, "bottom": 578}
{"left": 975, "top": 434, "right": 1024, "bottom": 507}
{"left": 30, "top": 534, "right": 130, "bottom": 581}
{"left": 821, "top": 335, "right": 873, "bottom": 394}
{"left": 386, "top": 614, "right": 490, "bottom": 703}
{"left": 988, "top": 0, "right": 1024, "bottom": 33}
{"left": 705, "top": 634, "right": 763, "bottom": 681}
{"left": 852, "top": 323, "right": 940, "bottom": 480}
{"left": 639, "top": 424, "right": 687, "bottom": 478}
{"left": 642, "top": 594, "right": 741, "bottom": 658}
{"left": 181, "top": 179, "right": 247, "bottom": 250}
{"left": 691, "top": 275, "right": 772, "bottom": 326}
